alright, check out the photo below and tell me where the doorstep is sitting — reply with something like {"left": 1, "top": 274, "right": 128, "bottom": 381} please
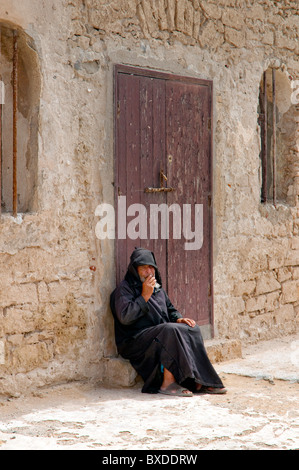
{"left": 102, "top": 338, "right": 242, "bottom": 388}
{"left": 205, "top": 338, "right": 242, "bottom": 364}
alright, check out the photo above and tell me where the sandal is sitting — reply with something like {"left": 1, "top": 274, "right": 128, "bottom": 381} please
{"left": 194, "top": 385, "right": 227, "bottom": 395}
{"left": 158, "top": 382, "right": 193, "bottom": 397}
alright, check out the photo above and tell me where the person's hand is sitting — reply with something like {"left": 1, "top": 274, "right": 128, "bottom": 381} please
{"left": 141, "top": 274, "right": 156, "bottom": 302}
{"left": 177, "top": 318, "right": 196, "bottom": 327}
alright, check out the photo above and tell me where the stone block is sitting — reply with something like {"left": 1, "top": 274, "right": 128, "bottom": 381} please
{"left": 214, "top": 295, "right": 245, "bottom": 320}
{"left": 200, "top": 1, "right": 222, "bottom": 20}
{"left": 222, "top": 10, "right": 245, "bottom": 30}
{"left": 276, "top": 31, "right": 296, "bottom": 51}
{"left": 2, "top": 307, "right": 35, "bottom": 335}
{"left": 184, "top": 1, "right": 195, "bottom": 37}
{"left": 176, "top": 0, "right": 187, "bottom": 33}
{"left": 277, "top": 267, "right": 292, "bottom": 283}
{"left": 193, "top": 9, "right": 201, "bottom": 38}
{"left": 265, "top": 291, "right": 280, "bottom": 312}
{"left": 103, "top": 357, "right": 138, "bottom": 387}
{"left": 246, "top": 295, "right": 266, "bottom": 313}
{"left": 87, "top": 0, "right": 136, "bottom": 31}
{"left": 268, "top": 255, "right": 285, "bottom": 270}
{"left": 47, "top": 281, "right": 67, "bottom": 302}
{"left": 291, "top": 238, "right": 299, "bottom": 250}
{"left": 166, "top": 0, "right": 176, "bottom": 30}
{"left": 205, "top": 338, "right": 242, "bottom": 363}
{"left": 292, "top": 267, "right": 299, "bottom": 280}
{"left": 246, "top": 5, "right": 265, "bottom": 21}
{"left": 199, "top": 21, "right": 223, "bottom": 48}
{"left": 37, "top": 281, "right": 49, "bottom": 303}
{"left": 285, "top": 251, "right": 299, "bottom": 266}
{"left": 234, "top": 280, "right": 256, "bottom": 297}
{"left": 11, "top": 342, "right": 53, "bottom": 374}
{"left": 256, "top": 272, "right": 281, "bottom": 295}
{"left": 248, "top": 312, "right": 276, "bottom": 340}
{"left": 232, "top": 297, "right": 246, "bottom": 315}
{"left": 282, "top": 281, "right": 299, "bottom": 304}
{"left": 261, "top": 31, "right": 274, "bottom": 46}
{"left": 274, "top": 304, "right": 295, "bottom": 324}
{"left": 6, "top": 334, "right": 23, "bottom": 347}
{"left": 0, "top": 283, "right": 38, "bottom": 308}
{"left": 224, "top": 26, "right": 245, "bottom": 47}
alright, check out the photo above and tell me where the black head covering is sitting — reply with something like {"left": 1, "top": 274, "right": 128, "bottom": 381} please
{"left": 125, "top": 247, "right": 162, "bottom": 287}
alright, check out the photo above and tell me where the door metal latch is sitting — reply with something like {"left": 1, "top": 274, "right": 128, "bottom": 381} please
{"left": 145, "top": 169, "right": 176, "bottom": 193}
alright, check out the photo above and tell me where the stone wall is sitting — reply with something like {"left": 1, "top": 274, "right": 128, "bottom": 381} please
{"left": 0, "top": 0, "right": 298, "bottom": 395}
{"left": 68, "top": 0, "right": 299, "bottom": 341}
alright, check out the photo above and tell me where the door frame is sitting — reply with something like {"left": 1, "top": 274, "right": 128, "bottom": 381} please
{"left": 113, "top": 64, "right": 214, "bottom": 338}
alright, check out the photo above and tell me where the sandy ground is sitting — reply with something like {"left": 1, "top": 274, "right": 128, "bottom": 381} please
{"left": 0, "top": 334, "right": 298, "bottom": 451}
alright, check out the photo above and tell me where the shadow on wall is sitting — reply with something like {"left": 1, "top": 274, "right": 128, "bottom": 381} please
{"left": 258, "top": 67, "right": 298, "bottom": 206}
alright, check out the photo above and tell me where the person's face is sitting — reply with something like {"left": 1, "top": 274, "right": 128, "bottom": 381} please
{"left": 137, "top": 265, "right": 155, "bottom": 282}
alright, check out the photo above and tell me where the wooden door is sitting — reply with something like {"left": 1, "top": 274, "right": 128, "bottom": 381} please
{"left": 114, "top": 65, "right": 213, "bottom": 335}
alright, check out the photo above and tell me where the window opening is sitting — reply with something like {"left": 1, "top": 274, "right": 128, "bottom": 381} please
{"left": 258, "top": 68, "right": 277, "bottom": 206}
{"left": 258, "top": 67, "right": 297, "bottom": 206}
{"left": 12, "top": 29, "right": 18, "bottom": 217}
{"left": 0, "top": 23, "right": 40, "bottom": 216}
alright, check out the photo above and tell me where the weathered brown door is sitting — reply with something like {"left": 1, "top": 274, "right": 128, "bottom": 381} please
{"left": 114, "top": 65, "right": 213, "bottom": 336}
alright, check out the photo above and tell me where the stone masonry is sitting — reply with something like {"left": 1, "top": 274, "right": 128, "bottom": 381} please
{"left": 0, "top": 0, "right": 298, "bottom": 396}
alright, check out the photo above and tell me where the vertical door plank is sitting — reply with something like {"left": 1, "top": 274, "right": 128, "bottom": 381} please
{"left": 140, "top": 77, "right": 167, "bottom": 286}
{"left": 166, "top": 80, "right": 212, "bottom": 326}
{"left": 115, "top": 72, "right": 128, "bottom": 283}
{"left": 125, "top": 73, "right": 141, "bottom": 264}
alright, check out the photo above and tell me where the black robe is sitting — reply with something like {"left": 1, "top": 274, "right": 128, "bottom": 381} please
{"left": 110, "top": 248, "right": 224, "bottom": 393}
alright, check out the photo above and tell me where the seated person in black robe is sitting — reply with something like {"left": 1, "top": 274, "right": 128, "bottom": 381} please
{"left": 110, "top": 247, "right": 227, "bottom": 397}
